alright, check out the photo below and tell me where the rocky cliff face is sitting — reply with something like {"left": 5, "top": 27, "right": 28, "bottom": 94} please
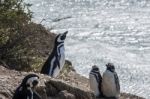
{"left": 0, "top": 66, "right": 144, "bottom": 99}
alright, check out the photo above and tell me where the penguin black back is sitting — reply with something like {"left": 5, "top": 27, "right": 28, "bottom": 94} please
{"left": 41, "top": 31, "right": 68, "bottom": 77}
{"left": 12, "top": 74, "right": 41, "bottom": 99}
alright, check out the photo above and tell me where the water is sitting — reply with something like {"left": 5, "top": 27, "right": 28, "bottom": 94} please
{"left": 25, "top": 0, "right": 150, "bottom": 98}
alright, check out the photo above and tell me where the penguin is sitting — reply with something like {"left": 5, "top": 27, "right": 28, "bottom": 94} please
{"left": 12, "top": 74, "right": 41, "bottom": 99}
{"left": 102, "top": 63, "right": 120, "bottom": 99}
{"left": 89, "top": 65, "right": 103, "bottom": 97}
{"left": 41, "top": 31, "right": 68, "bottom": 77}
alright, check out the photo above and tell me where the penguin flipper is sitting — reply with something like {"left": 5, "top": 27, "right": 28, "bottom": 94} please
{"left": 56, "top": 56, "right": 60, "bottom": 69}
{"left": 114, "top": 72, "right": 120, "bottom": 92}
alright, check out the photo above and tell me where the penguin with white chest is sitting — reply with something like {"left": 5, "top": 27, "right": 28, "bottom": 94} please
{"left": 102, "top": 63, "right": 120, "bottom": 99}
{"left": 12, "top": 74, "right": 41, "bottom": 99}
{"left": 89, "top": 65, "right": 103, "bottom": 97}
{"left": 41, "top": 31, "right": 68, "bottom": 77}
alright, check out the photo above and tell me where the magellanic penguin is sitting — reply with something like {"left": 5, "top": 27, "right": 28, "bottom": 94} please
{"left": 102, "top": 63, "right": 120, "bottom": 99}
{"left": 89, "top": 65, "right": 103, "bottom": 97}
{"left": 41, "top": 31, "right": 68, "bottom": 77}
{"left": 12, "top": 74, "right": 41, "bottom": 99}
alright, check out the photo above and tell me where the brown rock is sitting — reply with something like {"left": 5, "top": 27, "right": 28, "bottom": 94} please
{"left": 58, "top": 90, "right": 76, "bottom": 99}
{"left": 0, "top": 66, "right": 145, "bottom": 99}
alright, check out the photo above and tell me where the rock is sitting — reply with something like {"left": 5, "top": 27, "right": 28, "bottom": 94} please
{"left": 0, "top": 66, "right": 145, "bottom": 99}
{"left": 0, "top": 94, "right": 7, "bottom": 99}
{"left": 36, "top": 86, "right": 48, "bottom": 99}
{"left": 59, "top": 60, "right": 76, "bottom": 76}
{"left": 47, "top": 90, "right": 88, "bottom": 99}
{"left": 57, "top": 90, "right": 75, "bottom": 99}
{"left": 45, "top": 79, "right": 95, "bottom": 99}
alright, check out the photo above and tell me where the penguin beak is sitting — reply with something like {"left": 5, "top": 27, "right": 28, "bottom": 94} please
{"left": 63, "top": 31, "right": 68, "bottom": 36}
{"left": 61, "top": 31, "right": 68, "bottom": 40}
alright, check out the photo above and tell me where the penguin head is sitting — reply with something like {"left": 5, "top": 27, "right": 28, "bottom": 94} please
{"left": 92, "top": 65, "right": 99, "bottom": 71}
{"left": 56, "top": 31, "right": 68, "bottom": 43}
{"left": 106, "top": 63, "right": 115, "bottom": 72}
{"left": 20, "top": 74, "right": 39, "bottom": 89}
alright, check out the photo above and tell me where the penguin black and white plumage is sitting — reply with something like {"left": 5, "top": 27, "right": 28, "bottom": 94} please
{"left": 12, "top": 74, "right": 41, "bottom": 99}
{"left": 89, "top": 65, "right": 103, "bottom": 97}
{"left": 102, "top": 63, "right": 120, "bottom": 99}
{"left": 41, "top": 31, "right": 68, "bottom": 77}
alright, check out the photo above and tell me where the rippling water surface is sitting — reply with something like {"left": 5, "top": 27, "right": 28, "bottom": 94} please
{"left": 25, "top": 0, "right": 150, "bottom": 98}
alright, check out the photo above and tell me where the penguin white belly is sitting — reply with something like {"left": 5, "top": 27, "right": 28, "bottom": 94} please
{"left": 89, "top": 74, "right": 100, "bottom": 96}
{"left": 49, "top": 56, "right": 63, "bottom": 78}
{"left": 50, "top": 45, "right": 65, "bottom": 77}
{"left": 102, "top": 70, "right": 118, "bottom": 97}
{"left": 59, "top": 46, "right": 65, "bottom": 70}
{"left": 52, "top": 66, "right": 61, "bottom": 78}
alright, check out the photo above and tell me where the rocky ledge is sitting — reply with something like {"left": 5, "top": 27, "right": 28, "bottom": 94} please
{"left": 0, "top": 65, "right": 144, "bottom": 99}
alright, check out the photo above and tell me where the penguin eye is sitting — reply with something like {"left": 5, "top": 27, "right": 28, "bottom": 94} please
{"left": 57, "top": 35, "right": 65, "bottom": 42}
{"left": 26, "top": 77, "right": 39, "bottom": 88}
{"left": 93, "top": 68, "right": 99, "bottom": 71}
{"left": 26, "top": 83, "right": 30, "bottom": 87}
{"left": 32, "top": 80, "right": 39, "bottom": 87}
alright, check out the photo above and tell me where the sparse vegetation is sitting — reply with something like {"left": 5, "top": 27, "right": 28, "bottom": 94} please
{"left": 0, "top": 0, "right": 55, "bottom": 71}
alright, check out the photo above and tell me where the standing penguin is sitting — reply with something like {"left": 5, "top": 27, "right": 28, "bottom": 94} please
{"left": 12, "top": 74, "right": 41, "bottom": 99}
{"left": 102, "top": 63, "right": 120, "bottom": 99}
{"left": 41, "top": 31, "right": 68, "bottom": 77}
{"left": 89, "top": 65, "right": 103, "bottom": 97}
